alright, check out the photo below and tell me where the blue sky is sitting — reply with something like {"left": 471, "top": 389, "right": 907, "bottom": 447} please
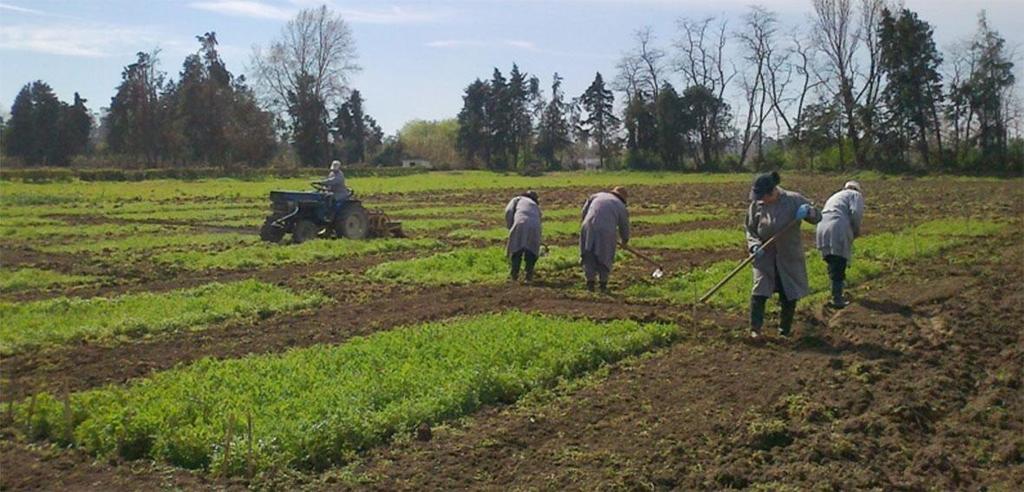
{"left": 1, "top": 0, "right": 1021, "bottom": 134}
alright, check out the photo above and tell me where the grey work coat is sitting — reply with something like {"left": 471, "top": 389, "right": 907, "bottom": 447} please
{"left": 580, "top": 192, "right": 630, "bottom": 270}
{"left": 816, "top": 189, "right": 865, "bottom": 260}
{"left": 745, "top": 188, "right": 821, "bottom": 300}
{"left": 505, "top": 196, "right": 542, "bottom": 257}
{"left": 321, "top": 170, "right": 349, "bottom": 200}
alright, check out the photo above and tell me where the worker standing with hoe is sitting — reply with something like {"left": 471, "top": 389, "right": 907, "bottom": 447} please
{"left": 746, "top": 172, "right": 820, "bottom": 339}
{"left": 816, "top": 181, "right": 865, "bottom": 309}
{"left": 505, "top": 190, "right": 542, "bottom": 283}
{"left": 580, "top": 187, "right": 630, "bottom": 293}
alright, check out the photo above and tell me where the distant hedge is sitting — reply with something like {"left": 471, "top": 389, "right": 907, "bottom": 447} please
{"left": 0, "top": 166, "right": 427, "bottom": 183}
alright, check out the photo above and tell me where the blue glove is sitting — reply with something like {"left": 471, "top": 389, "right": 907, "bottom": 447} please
{"left": 750, "top": 244, "right": 764, "bottom": 258}
{"left": 795, "top": 203, "right": 813, "bottom": 220}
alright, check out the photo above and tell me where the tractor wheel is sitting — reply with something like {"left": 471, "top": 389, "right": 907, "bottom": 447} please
{"left": 292, "top": 219, "right": 319, "bottom": 244}
{"left": 259, "top": 218, "right": 286, "bottom": 243}
{"left": 335, "top": 204, "right": 369, "bottom": 239}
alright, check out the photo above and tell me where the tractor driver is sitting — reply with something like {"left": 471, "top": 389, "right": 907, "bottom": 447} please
{"left": 319, "top": 160, "right": 351, "bottom": 219}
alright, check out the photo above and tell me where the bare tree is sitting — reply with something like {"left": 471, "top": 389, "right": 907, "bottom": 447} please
{"left": 766, "top": 32, "right": 821, "bottom": 142}
{"left": 810, "top": 0, "right": 889, "bottom": 169}
{"left": 736, "top": 6, "right": 778, "bottom": 167}
{"left": 674, "top": 16, "right": 734, "bottom": 100}
{"left": 615, "top": 27, "right": 666, "bottom": 101}
{"left": 250, "top": 5, "right": 360, "bottom": 112}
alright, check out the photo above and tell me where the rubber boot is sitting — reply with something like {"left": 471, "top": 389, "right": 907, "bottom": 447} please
{"left": 829, "top": 280, "right": 848, "bottom": 308}
{"left": 524, "top": 268, "right": 534, "bottom": 284}
{"left": 779, "top": 301, "right": 796, "bottom": 337}
{"left": 586, "top": 280, "right": 595, "bottom": 292}
{"left": 599, "top": 281, "right": 609, "bottom": 294}
{"left": 750, "top": 296, "right": 766, "bottom": 338}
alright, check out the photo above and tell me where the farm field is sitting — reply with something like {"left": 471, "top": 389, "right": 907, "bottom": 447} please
{"left": 0, "top": 171, "right": 1022, "bottom": 490}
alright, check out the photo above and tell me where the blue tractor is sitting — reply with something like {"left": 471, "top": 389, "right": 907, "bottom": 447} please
{"left": 259, "top": 182, "right": 404, "bottom": 243}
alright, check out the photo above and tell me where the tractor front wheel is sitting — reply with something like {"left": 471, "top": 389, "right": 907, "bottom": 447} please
{"left": 335, "top": 204, "right": 369, "bottom": 239}
{"left": 260, "top": 218, "right": 286, "bottom": 243}
{"left": 292, "top": 219, "right": 319, "bottom": 244}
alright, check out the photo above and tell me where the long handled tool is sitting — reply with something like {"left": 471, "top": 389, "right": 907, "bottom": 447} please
{"left": 698, "top": 218, "right": 800, "bottom": 303}
{"left": 622, "top": 244, "right": 666, "bottom": 279}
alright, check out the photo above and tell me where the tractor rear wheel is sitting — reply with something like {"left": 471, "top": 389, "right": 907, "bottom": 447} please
{"left": 335, "top": 204, "right": 369, "bottom": 239}
{"left": 292, "top": 219, "right": 319, "bottom": 244}
{"left": 260, "top": 218, "right": 286, "bottom": 243}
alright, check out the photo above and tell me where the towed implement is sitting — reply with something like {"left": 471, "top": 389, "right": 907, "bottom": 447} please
{"left": 259, "top": 183, "right": 404, "bottom": 243}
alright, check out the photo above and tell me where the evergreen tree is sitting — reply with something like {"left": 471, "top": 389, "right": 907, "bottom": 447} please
{"left": 535, "top": 73, "right": 572, "bottom": 169}
{"left": 655, "top": 83, "right": 689, "bottom": 169}
{"left": 579, "top": 72, "right": 619, "bottom": 168}
{"left": 2, "top": 81, "right": 89, "bottom": 166}
{"left": 287, "top": 72, "right": 330, "bottom": 166}
{"left": 681, "top": 85, "right": 731, "bottom": 170}
{"left": 456, "top": 79, "right": 491, "bottom": 167}
{"left": 486, "top": 68, "right": 512, "bottom": 170}
{"left": 331, "top": 90, "right": 383, "bottom": 164}
{"left": 879, "top": 8, "right": 944, "bottom": 168}
{"left": 106, "top": 51, "right": 168, "bottom": 165}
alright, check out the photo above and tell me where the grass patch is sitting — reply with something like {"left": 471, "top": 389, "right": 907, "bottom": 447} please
{"left": 0, "top": 268, "right": 98, "bottom": 293}
{"left": 367, "top": 246, "right": 584, "bottom": 285}
{"left": 0, "top": 279, "right": 324, "bottom": 354}
{"left": 40, "top": 232, "right": 259, "bottom": 255}
{"left": 18, "top": 311, "right": 678, "bottom": 474}
{"left": 626, "top": 219, "right": 1004, "bottom": 308}
{"left": 154, "top": 238, "right": 441, "bottom": 271}
{"left": 631, "top": 227, "right": 743, "bottom": 251}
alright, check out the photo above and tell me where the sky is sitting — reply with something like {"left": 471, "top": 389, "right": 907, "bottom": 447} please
{"left": 1, "top": 0, "right": 1021, "bottom": 134}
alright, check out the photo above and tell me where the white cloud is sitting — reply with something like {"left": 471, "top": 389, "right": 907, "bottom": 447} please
{"left": 0, "top": 2, "right": 45, "bottom": 15}
{"left": 0, "top": 24, "right": 155, "bottom": 57}
{"left": 188, "top": 0, "right": 450, "bottom": 24}
{"left": 188, "top": 0, "right": 292, "bottom": 20}
{"left": 503, "top": 39, "right": 537, "bottom": 50}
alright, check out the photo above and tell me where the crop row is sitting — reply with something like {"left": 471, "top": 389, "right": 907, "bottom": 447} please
{"left": 0, "top": 267, "right": 99, "bottom": 293}
{"left": 17, "top": 311, "right": 678, "bottom": 474}
{"left": 626, "top": 218, "right": 1006, "bottom": 308}
{"left": 0, "top": 279, "right": 325, "bottom": 354}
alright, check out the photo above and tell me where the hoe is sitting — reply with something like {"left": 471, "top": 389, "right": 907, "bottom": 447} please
{"left": 259, "top": 182, "right": 405, "bottom": 243}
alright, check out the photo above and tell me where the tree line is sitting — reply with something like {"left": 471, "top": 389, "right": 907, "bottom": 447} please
{"left": 2, "top": 7, "right": 381, "bottom": 169}
{"left": 1, "top": 2, "right": 1021, "bottom": 174}
{"left": 451, "top": 2, "right": 1021, "bottom": 173}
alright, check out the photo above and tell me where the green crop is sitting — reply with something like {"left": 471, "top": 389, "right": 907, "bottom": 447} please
{"left": 154, "top": 238, "right": 441, "bottom": 271}
{"left": 0, "top": 280, "right": 324, "bottom": 354}
{"left": 40, "top": 232, "right": 259, "bottom": 255}
{"left": 0, "top": 268, "right": 98, "bottom": 293}
{"left": 385, "top": 205, "right": 490, "bottom": 217}
{"left": 0, "top": 172, "right": 750, "bottom": 205}
{"left": 631, "top": 227, "right": 743, "bottom": 251}
{"left": 448, "top": 220, "right": 580, "bottom": 241}
{"left": 397, "top": 218, "right": 478, "bottom": 232}
{"left": 367, "top": 246, "right": 584, "bottom": 284}
{"left": 626, "top": 219, "right": 1005, "bottom": 308}
{"left": 631, "top": 211, "right": 722, "bottom": 225}
{"left": 18, "top": 311, "right": 677, "bottom": 474}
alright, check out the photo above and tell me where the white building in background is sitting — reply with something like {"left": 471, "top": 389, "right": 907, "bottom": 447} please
{"left": 578, "top": 157, "right": 602, "bottom": 171}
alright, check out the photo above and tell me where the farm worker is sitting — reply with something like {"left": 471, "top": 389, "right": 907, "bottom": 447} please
{"left": 505, "top": 190, "right": 542, "bottom": 283}
{"left": 816, "top": 180, "right": 865, "bottom": 309}
{"left": 319, "top": 160, "right": 350, "bottom": 219}
{"left": 320, "top": 160, "right": 350, "bottom": 200}
{"left": 579, "top": 186, "right": 630, "bottom": 293}
{"left": 746, "top": 171, "right": 821, "bottom": 338}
